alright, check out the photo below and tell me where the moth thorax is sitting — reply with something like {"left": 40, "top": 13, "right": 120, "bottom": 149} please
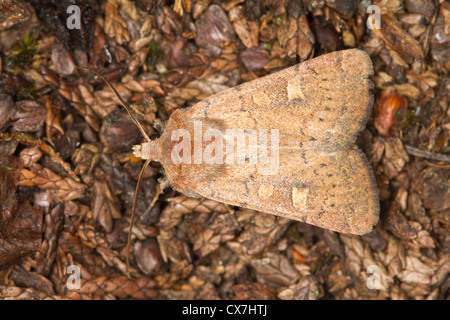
{"left": 133, "top": 140, "right": 162, "bottom": 161}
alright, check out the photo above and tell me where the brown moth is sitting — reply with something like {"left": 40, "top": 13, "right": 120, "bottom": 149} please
{"left": 81, "top": 49, "right": 379, "bottom": 266}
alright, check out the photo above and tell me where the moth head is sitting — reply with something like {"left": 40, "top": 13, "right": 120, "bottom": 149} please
{"left": 133, "top": 140, "right": 162, "bottom": 162}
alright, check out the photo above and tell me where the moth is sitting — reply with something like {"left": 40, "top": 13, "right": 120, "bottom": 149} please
{"left": 81, "top": 49, "right": 379, "bottom": 266}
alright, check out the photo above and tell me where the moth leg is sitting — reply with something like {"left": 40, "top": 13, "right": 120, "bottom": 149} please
{"left": 149, "top": 183, "right": 163, "bottom": 208}
{"left": 153, "top": 118, "right": 165, "bottom": 133}
{"left": 158, "top": 176, "right": 171, "bottom": 191}
{"left": 224, "top": 204, "right": 235, "bottom": 215}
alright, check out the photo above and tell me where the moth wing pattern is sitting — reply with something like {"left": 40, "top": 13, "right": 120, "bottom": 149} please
{"left": 178, "top": 145, "right": 379, "bottom": 235}
{"left": 160, "top": 49, "right": 379, "bottom": 235}
{"left": 184, "top": 49, "right": 374, "bottom": 150}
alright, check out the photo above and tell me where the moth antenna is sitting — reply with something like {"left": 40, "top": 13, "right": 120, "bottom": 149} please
{"left": 77, "top": 66, "right": 151, "bottom": 142}
{"left": 126, "top": 158, "right": 152, "bottom": 271}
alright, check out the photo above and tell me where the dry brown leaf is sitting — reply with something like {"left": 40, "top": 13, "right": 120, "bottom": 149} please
{"left": 19, "top": 165, "right": 86, "bottom": 201}
{"left": 193, "top": 213, "right": 239, "bottom": 257}
{"left": 104, "top": 0, "right": 130, "bottom": 45}
{"left": 373, "top": 12, "right": 424, "bottom": 67}
{"left": 233, "top": 17, "right": 259, "bottom": 48}
{"left": 236, "top": 212, "right": 290, "bottom": 256}
{"left": 250, "top": 252, "right": 299, "bottom": 287}
{"left": 91, "top": 180, "right": 121, "bottom": 232}
{"left": 65, "top": 275, "right": 157, "bottom": 300}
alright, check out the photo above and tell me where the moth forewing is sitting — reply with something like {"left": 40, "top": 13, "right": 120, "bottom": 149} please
{"left": 156, "top": 49, "right": 379, "bottom": 235}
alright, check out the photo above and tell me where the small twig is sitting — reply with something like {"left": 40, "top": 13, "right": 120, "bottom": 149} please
{"left": 405, "top": 145, "right": 450, "bottom": 162}
{"left": 0, "top": 131, "right": 80, "bottom": 182}
{"left": 422, "top": 0, "right": 440, "bottom": 56}
{"left": 424, "top": 161, "right": 450, "bottom": 168}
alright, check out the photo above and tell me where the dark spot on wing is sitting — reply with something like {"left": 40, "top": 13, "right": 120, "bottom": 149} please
{"left": 308, "top": 67, "right": 318, "bottom": 75}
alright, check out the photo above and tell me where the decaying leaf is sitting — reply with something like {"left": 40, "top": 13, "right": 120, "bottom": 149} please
{"left": 19, "top": 165, "right": 86, "bottom": 201}
{"left": 11, "top": 100, "right": 47, "bottom": 132}
{"left": 91, "top": 180, "right": 121, "bottom": 232}
{"left": 0, "top": 156, "right": 43, "bottom": 269}
{"left": 373, "top": 12, "right": 424, "bottom": 68}
{"left": 230, "top": 282, "right": 277, "bottom": 300}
